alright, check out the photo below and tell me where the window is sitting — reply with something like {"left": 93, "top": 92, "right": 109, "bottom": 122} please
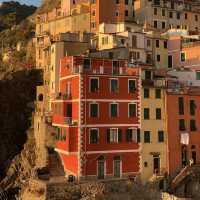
{"left": 178, "top": 97, "right": 184, "bottom": 115}
{"left": 164, "top": 41, "right": 167, "bottom": 48}
{"left": 162, "top": 9, "right": 165, "bottom": 16}
{"left": 144, "top": 131, "right": 150, "bottom": 143}
{"left": 90, "top": 78, "right": 99, "bottom": 92}
{"left": 125, "top": 0, "right": 129, "bottom": 5}
{"left": 169, "top": 12, "right": 173, "bottom": 18}
{"left": 177, "top": 12, "right": 180, "bottom": 20}
{"left": 154, "top": 20, "right": 158, "bottom": 28}
{"left": 92, "top": 10, "right": 96, "bottom": 16}
{"left": 168, "top": 55, "right": 173, "bottom": 68}
{"left": 132, "top": 35, "right": 137, "bottom": 47}
{"left": 144, "top": 108, "right": 150, "bottom": 120}
{"left": 128, "top": 80, "right": 136, "bottom": 93}
{"left": 112, "top": 61, "right": 119, "bottom": 74}
{"left": 158, "top": 131, "right": 164, "bottom": 142}
{"left": 110, "top": 79, "right": 118, "bottom": 92}
{"left": 196, "top": 71, "right": 200, "bottom": 80}
{"left": 144, "top": 88, "right": 150, "bottom": 98}
{"left": 126, "top": 129, "right": 137, "bottom": 142}
{"left": 90, "top": 103, "right": 98, "bottom": 117}
{"left": 125, "top": 10, "right": 129, "bottom": 16}
{"left": 157, "top": 54, "right": 161, "bottom": 62}
{"left": 185, "top": 13, "right": 188, "bottom": 19}
{"left": 66, "top": 103, "right": 72, "bottom": 117}
{"left": 110, "top": 103, "right": 118, "bottom": 117}
{"left": 147, "top": 39, "right": 151, "bottom": 47}
{"left": 107, "top": 128, "right": 122, "bottom": 143}
{"left": 91, "top": 22, "right": 96, "bottom": 28}
{"left": 155, "top": 89, "right": 161, "bottom": 99}
{"left": 137, "top": 129, "right": 141, "bottom": 143}
{"left": 162, "top": 22, "right": 166, "bottom": 29}
{"left": 89, "top": 129, "right": 99, "bottom": 144}
{"left": 154, "top": 8, "right": 157, "bottom": 15}
{"left": 145, "top": 70, "right": 152, "bottom": 80}
{"left": 156, "top": 40, "right": 159, "bottom": 48}
{"left": 115, "top": 11, "right": 119, "bottom": 16}
{"left": 180, "top": 52, "right": 186, "bottom": 62}
{"left": 190, "top": 100, "right": 196, "bottom": 116}
{"left": 195, "top": 15, "right": 198, "bottom": 21}
{"left": 190, "top": 119, "right": 197, "bottom": 131}
{"left": 84, "top": 59, "right": 90, "bottom": 69}
{"left": 156, "top": 108, "right": 161, "bottom": 120}
{"left": 179, "top": 119, "right": 186, "bottom": 131}
{"left": 129, "top": 103, "right": 136, "bottom": 117}
{"left": 116, "top": 0, "right": 119, "bottom": 4}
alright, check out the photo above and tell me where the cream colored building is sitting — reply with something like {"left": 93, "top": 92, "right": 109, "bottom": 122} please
{"left": 134, "top": 0, "right": 200, "bottom": 33}
{"left": 140, "top": 68, "right": 168, "bottom": 182}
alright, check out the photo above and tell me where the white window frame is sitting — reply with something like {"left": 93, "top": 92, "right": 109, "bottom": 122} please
{"left": 109, "top": 103, "right": 119, "bottom": 117}
{"left": 180, "top": 51, "right": 186, "bottom": 62}
{"left": 89, "top": 77, "right": 99, "bottom": 92}
{"left": 128, "top": 103, "right": 137, "bottom": 118}
{"left": 113, "top": 156, "right": 122, "bottom": 178}
{"left": 89, "top": 128, "right": 99, "bottom": 144}
{"left": 89, "top": 102, "right": 99, "bottom": 118}
{"left": 128, "top": 79, "right": 136, "bottom": 93}
{"left": 110, "top": 78, "right": 119, "bottom": 93}
{"left": 126, "top": 128, "right": 137, "bottom": 143}
{"left": 109, "top": 128, "right": 119, "bottom": 143}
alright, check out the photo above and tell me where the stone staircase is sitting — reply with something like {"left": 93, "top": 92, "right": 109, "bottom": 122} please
{"left": 48, "top": 151, "right": 65, "bottom": 177}
{"left": 171, "top": 166, "right": 191, "bottom": 190}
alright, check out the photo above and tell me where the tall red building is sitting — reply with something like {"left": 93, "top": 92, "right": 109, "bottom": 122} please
{"left": 167, "top": 86, "right": 200, "bottom": 176}
{"left": 52, "top": 56, "right": 141, "bottom": 180}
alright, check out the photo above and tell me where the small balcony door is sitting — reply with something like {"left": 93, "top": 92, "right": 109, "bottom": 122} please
{"left": 114, "top": 156, "right": 121, "bottom": 178}
{"left": 182, "top": 145, "right": 188, "bottom": 167}
{"left": 153, "top": 155, "right": 160, "bottom": 174}
{"left": 192, "top": 151, "right": 197, "bottom": 165}
{"left": 97, "top": 156, "right": 105, "bottom": 179}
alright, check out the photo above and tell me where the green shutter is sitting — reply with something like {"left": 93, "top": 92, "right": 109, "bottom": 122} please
{"left": 129, "top": 80, "right": 136, "bottom": 93}
{"left": 126, "top": 129, "right": 130, "bottom": 142}
{"left": 118, "top": 129, "right": 122, "bottom": 142}
{"left": 137, "top": 129, "right": 140, "bottom": 143}
{"left": 107, "top": 129, "right": 110, "bottom": 143}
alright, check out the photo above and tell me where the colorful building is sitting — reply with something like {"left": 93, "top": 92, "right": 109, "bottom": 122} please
{"left": 167, "top": 84, "right": 200, "bottom": 176}
{"left": 139, "top": 67, "right": 168, "bottom": 182}
{"left": 51, "top": 56, "right": 141, "bottom": 180}
{"left": 134, "top": 0, "right": 200, "bottom": 33}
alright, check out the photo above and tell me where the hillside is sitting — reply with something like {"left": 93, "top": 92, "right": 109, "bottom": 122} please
{"left": 0, "top": 1, "right": 36, "bottom": 32}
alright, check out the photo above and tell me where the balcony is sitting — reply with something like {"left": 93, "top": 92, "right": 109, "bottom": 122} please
{"left": 142, "top": 79, "right": 154, "bottom": 87}
{"left": 63, "top": 117, "right": 78, "bottom": 126}
{"left": 56, "top": 93, "right": 72, "bottom": 100}
{"left": 45, "top": 111, "right": 53, "bottom": 124}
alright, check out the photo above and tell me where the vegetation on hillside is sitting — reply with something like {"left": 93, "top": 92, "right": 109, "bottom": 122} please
{"left": 36, "top": 0, "right": 61, "bottom": 14}
{"left": 0, "top": 1, "right": 36, "bottom": 32}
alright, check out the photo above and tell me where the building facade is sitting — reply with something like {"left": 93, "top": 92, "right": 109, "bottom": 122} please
{"left": 51, "top": 56, "right": 141, "bottom": 179}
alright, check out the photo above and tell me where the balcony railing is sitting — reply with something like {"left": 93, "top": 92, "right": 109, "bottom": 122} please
{"left": 56, "top": 93, "right": 72, "bottom": 100}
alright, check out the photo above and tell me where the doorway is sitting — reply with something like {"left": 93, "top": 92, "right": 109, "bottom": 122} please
{"left": 97, "top": 156, "right": 105, "bottom": 179}
{"left": 182, "top": 145, "right": 188, "bottom": 167}
{"left": 113, "top": 156, "right": 121, "bottom": 178}
{"left": 153, "top": 155, "right": 160, "bottom": 174}
{"left": 192, "top": 151, "right": 197, "bottom": 165}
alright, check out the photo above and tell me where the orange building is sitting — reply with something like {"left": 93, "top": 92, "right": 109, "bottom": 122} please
{"left": 52, "top": 56, "right": 141, "bottom": 180}
{"left": 167, "top": 86, "right": 200, "bottom": 176}
{"left": 90, "top": 0, "right": 135, "bottom": 32}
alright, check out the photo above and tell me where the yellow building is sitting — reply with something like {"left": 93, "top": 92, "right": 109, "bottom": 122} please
{"left": 140, "top": 68, "right": 168, "bottom": 182}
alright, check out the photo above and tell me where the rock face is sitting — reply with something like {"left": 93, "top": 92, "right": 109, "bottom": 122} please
{"left": 0, "top": 128, "right": 36, "bottom": 199}
{"left": 0, "top": 69, "right": 42, "bottom": 180}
